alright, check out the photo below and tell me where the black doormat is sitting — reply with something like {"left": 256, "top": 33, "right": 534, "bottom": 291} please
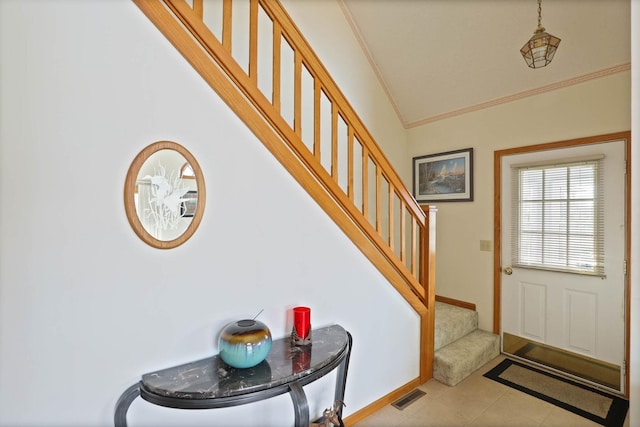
{"left": 484, "top": 359, "right": 628, "bottom": 427}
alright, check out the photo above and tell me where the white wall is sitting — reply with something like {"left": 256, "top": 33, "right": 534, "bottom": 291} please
{"left": 407, "top": 72, "right": 631, "bottom": 333}
{"left": 0, "top": 1, "right": 417, "bottom": 425}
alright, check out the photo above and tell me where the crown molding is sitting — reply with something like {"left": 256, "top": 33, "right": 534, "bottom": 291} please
{"left": 406, "top": 63, "right": 631, "bottom": 129}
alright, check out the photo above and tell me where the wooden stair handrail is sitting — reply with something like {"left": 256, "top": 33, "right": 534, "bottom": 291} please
{"left": 163, "top": 0, "right": 426, "bottom": 298}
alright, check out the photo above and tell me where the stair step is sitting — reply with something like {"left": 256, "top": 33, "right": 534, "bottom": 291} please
{"left": 433, "top": 329, "right": 500, "bottom": 386}
{"left": 434, "top": 301, "right": 478, "bottom": 351}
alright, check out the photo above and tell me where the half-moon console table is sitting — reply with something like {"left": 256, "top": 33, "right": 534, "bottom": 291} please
{"left": 114, "top": 324, "right": 352, "bottom": 427}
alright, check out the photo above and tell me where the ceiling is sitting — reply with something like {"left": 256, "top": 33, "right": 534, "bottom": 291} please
{"left": 340, "top": 0, "right": 631, "bottom": 128}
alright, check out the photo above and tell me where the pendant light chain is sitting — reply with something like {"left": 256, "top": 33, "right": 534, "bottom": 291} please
{"left": 537, "top": 0, "right": 542, "bottom": 28}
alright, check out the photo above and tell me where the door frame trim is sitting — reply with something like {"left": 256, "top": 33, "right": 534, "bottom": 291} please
{"left": 493, "top": 131, "right": 631, "bottom": 397}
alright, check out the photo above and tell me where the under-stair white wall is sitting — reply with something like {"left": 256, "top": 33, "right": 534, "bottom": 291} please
{"left": 0, "top": 1, "right": 417, "bottom": 425}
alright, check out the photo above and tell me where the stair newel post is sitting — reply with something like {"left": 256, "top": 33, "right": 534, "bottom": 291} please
{"left": 419, "top": 206, "right": 437, "bottom": 383}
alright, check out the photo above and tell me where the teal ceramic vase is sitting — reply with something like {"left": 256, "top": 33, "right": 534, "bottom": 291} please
{"left": 218, "top": 319, "right": 272, "bottom": 368}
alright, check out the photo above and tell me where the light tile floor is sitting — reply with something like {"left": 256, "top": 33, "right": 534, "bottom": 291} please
{"left": 354, "top": 356, "right": 630, "bottom": 427}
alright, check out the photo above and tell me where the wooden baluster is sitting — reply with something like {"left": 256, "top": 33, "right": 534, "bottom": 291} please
{"left": 313, "top": 80, "right": 321, "bottom": 160}
{"left": 400, "top": 200, "right": 406, "bottom": 264}
{"left": 347, "top": 126, "right": 354, "bottom": 202}
{"left": 375, "top": 166, "right": 382, "bottom": 235}
{"left": 222, "top": 0, "right": 232, "bottom": 52}
{"left": 192, "top": 0, "right": 203, "bottom": 18}
{"left": 361, "top": 147, "right": 369, "bottom": 218}
{"left": 293, "top": 52, "right": 302, "bottom": 136}
{"left": 272, "top": 23, "right": 282, "bottom": 111}
{"left": 416, "top": 218, "right": 420, "bottom": 278}
{"left": 331, "top": 104, "right": 338, "bottom": 182}
{"left": 249, "top": 0, "right": 258, "bottom": 83}
{"left": 389, "top": 188, "right": 395, "bottom": 252}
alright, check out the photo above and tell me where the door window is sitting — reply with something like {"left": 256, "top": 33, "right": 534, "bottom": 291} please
{"left": 511, "top": 157, "right": 604, "bottom": 276}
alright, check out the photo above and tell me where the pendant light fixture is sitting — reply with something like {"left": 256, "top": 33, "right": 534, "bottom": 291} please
{"left": 520, "top": 0, "right": 561, "bottom": 68}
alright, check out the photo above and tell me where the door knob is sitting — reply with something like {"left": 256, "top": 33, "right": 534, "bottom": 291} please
{"left": 503, "top": 266, "right": 513, "bottom": 275}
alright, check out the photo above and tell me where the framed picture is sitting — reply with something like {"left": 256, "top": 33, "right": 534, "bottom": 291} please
{"left": 412, "top": 148, "right": 473, "bottom": 203}
{"left": 180, "top": 191, "right": 198, "bottom": 217}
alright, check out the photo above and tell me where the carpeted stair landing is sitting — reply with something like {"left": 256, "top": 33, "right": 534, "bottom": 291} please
{"left": 434, "top": 301, "right": 500, "bottom": 386}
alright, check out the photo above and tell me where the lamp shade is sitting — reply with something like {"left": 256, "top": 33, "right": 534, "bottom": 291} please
{"left": 520, "top": 26, "right": 561, "bottom": 68}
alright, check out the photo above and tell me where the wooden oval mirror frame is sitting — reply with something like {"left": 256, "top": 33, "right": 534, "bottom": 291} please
{"left": 124, "top": 141, "right": 206, "bottom": 249}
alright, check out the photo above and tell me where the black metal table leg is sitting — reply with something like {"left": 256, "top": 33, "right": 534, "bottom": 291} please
{"left": 333, "top": 332, "right": 352, "bottom": 419}
{"left": 114, "top": 383, "right": 141, "bottom": 427}
{"left": 288, "top": 381, "right": 309, "bottom": 427}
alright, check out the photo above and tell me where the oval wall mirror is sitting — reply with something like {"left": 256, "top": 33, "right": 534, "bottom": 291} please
{"left": 124, "top": 141, "right": 206, "bottom": 249}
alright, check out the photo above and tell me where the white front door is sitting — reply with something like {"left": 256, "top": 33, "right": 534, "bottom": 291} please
{"left": 500, "top": 139, "right": 627, "bottom": 393}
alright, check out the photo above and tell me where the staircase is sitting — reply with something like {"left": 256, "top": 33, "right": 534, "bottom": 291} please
{"left": 134, "top": 0, "right": 437, "bottom": 383}
{"left": 433, "top": 301, "right": 500, "bottom": 386}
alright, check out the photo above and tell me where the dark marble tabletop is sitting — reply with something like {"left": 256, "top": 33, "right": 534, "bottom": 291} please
{"left": 141, "top": 324, "right": 348, "bottom": 400}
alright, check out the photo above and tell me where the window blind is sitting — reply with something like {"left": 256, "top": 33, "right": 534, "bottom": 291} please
{"left": 511, "top": 157, "right": 605, "bottom": 276}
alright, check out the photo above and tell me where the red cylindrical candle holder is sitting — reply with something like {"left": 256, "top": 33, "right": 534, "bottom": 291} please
{"left": 292, "top": 306, "right": 311, "bottom": 345}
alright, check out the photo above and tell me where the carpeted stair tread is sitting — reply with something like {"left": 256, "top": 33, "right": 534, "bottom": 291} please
{"left": 434, "top": 301, "right": 478, "bottom": 351}
{"left": 434, "top": 329, "right": 500, "bottom": 387}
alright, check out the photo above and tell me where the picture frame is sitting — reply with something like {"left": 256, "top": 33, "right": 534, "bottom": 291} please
{"left": 412, "top": 148, "right": 474, "bottom": 203}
